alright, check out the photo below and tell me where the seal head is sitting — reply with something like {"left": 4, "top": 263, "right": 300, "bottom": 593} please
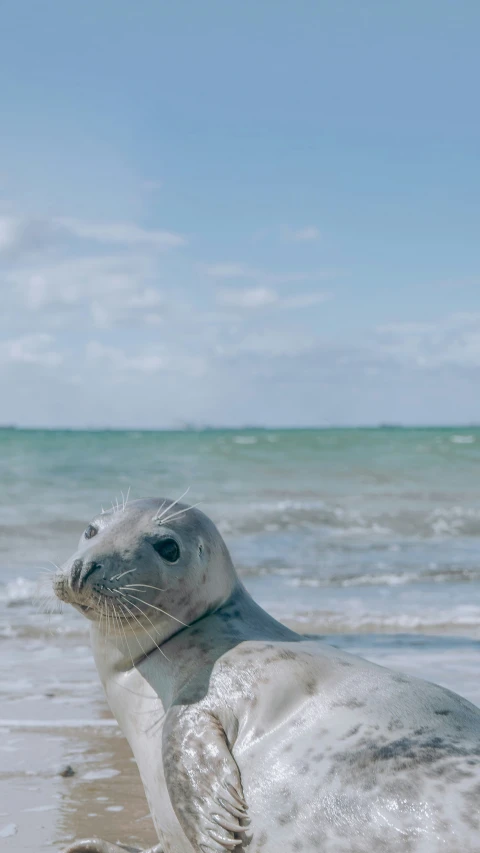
{"left": 55, "top": 497, "right": 237, "bottom": 645}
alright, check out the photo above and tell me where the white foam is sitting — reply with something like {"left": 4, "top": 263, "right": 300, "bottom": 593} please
{"left": 0, "top": 577, "right": 38, "bottom": 605}
{"left": 83, "top": 768, "right": 120, "bottom": 780}
{"left": 0, "top": 824, "right": 17, "bottom": 838}
{"left": 287, "top": 603, "right": 480, "bottom": 634}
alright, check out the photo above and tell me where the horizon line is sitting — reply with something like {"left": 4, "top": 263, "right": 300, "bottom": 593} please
{"left": 1, "top": 424, "right": 480, "bottom": 433}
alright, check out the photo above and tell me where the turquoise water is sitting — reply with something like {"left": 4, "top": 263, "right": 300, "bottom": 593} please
{"left": 1, "top": 426, "right": 480, "bottom": 710}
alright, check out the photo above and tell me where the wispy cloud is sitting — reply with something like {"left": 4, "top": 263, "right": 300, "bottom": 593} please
{"left": 375, "top": 313, "right": 480, "bottom": 368}
{"left": 0, "top": 333, "right": 63, "bottom": 367}
{"left": 285, "top": 226, "right": 321, "bottom": 242}
{"left": 217, "top": 287, "right": 278, "bottom": 308}
{"left": 86, "top": 341, "right": 207, "bottom": 377}
{"left": 0, "top": 214, "right": 186, "bottom": 258}
{"left": 86, "top": 341, "right": 167, "bottom": 373}
{"left": 282, "top": 292, "right": 330, "bottom": 308}
{"left": 55, "top": 217, "right": 186, "bottom": 249}
{"left": 204, "top": 263, "right": 256, "bottom": 279}
{"left": 8, "top": 254, "right": 165, "bottom": 329}
{"left": 216, "top": 286, "right": 330, "bottom": 310}
{"left": 227, "top": 330, "right": 316, "bottom": 357}
{"left": 204, "top": 261, "right": 333, "bottom": 288}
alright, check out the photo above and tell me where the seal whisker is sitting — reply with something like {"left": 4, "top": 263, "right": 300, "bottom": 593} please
{"left": 116, "top": 592, "right": 170, "bottom": 662}
{"left": 98, "top": 600, "right": 106, "bottom": 655}
{"left": 153, "top": 487, "right": 190, "bottom": 521}
{"left": 111, "top": 568, "right": 137, "bottom": 582}
{"left": 121, "top": 486, "right": 131, "bottom": 512}
{"left": 153, "top": 498, "right": 167, "bottom": 520}
{"left": 121, "top": 583, "right": 167, "bottom": 593}
{"left": 103, "top": 601, "right": 111, "bottom": 656}
{"left": 35, "top": 569, "right": 64, "bottom": 622}
{"left": 113, "top": 597, "right": 148, "bottom": 658}
{"left": 119, "top": 590, "right": 188, "bottom": 626}
{"left": 158, "top": 501, "right": 203, "bottom": 526}
{"left": 118, "top": 597, "right": 169, "bottom": 663}
{"left": 112, "top": 602, "right": 136, "bottom": 671}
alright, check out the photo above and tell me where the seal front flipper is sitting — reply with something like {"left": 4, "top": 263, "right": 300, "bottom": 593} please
{"left": 163, "top": 706, "right": 248, "bottom": 852}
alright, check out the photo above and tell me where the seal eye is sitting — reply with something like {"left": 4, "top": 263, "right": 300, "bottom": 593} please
{"left": 153, "top": 537, "right": 180, "bottom": 563}
{"left": 84, "top": 524, "right": 98, "bottom": 540}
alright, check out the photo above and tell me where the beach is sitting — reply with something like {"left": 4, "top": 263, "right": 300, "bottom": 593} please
{"left": 1, "top": 426, "right": 480, "bottom": 850}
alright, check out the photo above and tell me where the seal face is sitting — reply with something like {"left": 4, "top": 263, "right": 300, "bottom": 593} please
{"left": 55, "top": 497, "right": 237, "bottom": 641}
{"left": 55, "top": 498, "right": 480, "bottom": 853}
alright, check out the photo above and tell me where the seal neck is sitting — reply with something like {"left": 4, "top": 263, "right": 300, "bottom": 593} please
{"left": 145, "top": 582, "right": 299, "bottom": 707}
{"left": 91, "top": 581, "right": 299, "bottom": 708}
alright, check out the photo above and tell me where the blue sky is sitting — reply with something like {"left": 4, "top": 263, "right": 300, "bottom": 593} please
{"left": 1, "top": 0, "right": 479, "bottom": 427}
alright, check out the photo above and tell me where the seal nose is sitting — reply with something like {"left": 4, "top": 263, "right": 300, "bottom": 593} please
{"left": 70, "top": 559, "right": 103, "bottom": 592}
{"left": 79, "top": 561, "right": 103, "bottom": 591}
{"left": 70, "top": 558, "right": 83, "bottom": 591}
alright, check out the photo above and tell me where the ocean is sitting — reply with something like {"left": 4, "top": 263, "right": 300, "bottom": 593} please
{"left": 1, "top": 426, "right": 480, "bottom": 848}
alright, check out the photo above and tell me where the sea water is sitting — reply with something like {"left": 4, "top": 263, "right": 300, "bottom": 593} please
{"left": 1, "top": 426, "right": 480, "bottom": 724}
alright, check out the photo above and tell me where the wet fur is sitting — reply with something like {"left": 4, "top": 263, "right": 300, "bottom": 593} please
{"left": 55, "top": 498, "right": 480, "bottom": 853}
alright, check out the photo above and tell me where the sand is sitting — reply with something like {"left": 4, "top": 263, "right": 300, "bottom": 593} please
{"left": 0, "top": 718, "right": 158, "bottom": 852}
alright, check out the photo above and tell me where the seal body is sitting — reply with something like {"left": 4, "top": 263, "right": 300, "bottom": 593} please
{"left": 55, "top": 498, "right": 480, "bottom": 853}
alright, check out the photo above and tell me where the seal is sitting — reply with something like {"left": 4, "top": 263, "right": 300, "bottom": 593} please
{"left": 54, "top": 497, "right": 480, "bottom": 853}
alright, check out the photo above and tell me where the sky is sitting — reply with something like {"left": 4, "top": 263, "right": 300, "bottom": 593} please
{"left": 1, "top": 0, "right": 479, "bottom": 428}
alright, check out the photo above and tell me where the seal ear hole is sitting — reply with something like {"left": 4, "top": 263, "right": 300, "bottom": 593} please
{"left": 198, "top": 542, "right": 204, "bottom": 557}
{"left": 153, "top": 537, "right": 180, "bottom": 563}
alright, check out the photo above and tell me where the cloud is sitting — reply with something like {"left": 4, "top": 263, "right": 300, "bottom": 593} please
{"left": 204, "top": 263, "right": 322, "bottom": 285}
{"left": 0, "top": 333, "right": 63, "bottom": 367}
{"left": 228, "top": 330, "right": 316, "bottom": 357}
{"left": 217, "top": 287, "right": 278, "bottom": 308}
{"left": 204, "top": 263, "right": 256, "bottom": 279}
{"left": 55, "top": 217, "right": 186, "bottom": 249}
{"left": 375, "top": 313, "right": 480, "bottom": 369}
{"left": 285, "top": 226, "right": 321, "bottom": 242}
{"left": 86, "top": 341, "right": 167, "bottom": 373}
{"left": 0, "top": 215, "right": 62, "bottom": 257}
{"left": 2, "top": 201, "right": 479, "bottom": 428}
{"left": 216, "top": 286, "right": 330, "bottom": 310}
{"left": 282, "top": 292, "right": 330, "bottom": 308}
{"left": 0, "top": 214, "right": 186, "bottom": 259}
{"left": 0, "top": 216, "right": 19, "bottom": 251}
{"left": 86, "top": 341, "right": 207, "bottom": 378}
{"left": 8, "top": 255, "right": 165, "bottom": 330}
{"left": 127, "top": 288, "right": 164, "bottom": 308}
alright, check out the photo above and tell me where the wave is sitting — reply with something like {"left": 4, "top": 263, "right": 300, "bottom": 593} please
{"left": 284, "top": 566, "right": 480, "bottom": 588}
{"left": 284, "top": 605, "right": 480, "bottom": 637}
{"left": 214, "top": 500, "right": 480, "bottom": 539}
{"left": 0, "top": 577, "right": 39, "bottom": 605}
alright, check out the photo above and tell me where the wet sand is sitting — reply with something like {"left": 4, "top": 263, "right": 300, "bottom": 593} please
{"left": 0, "top": 719, "right": 158, "bottom": 851}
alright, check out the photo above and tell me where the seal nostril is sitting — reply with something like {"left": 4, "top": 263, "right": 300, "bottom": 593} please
{"left": 70, "top": 558, "right": 83, "bottom": 591}
{"left": 79, "top": 562, "right": 103, "bottom": 591}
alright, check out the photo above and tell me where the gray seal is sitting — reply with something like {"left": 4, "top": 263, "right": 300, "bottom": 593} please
{"left": 54, "top": 497, "right": 480, "bottom": 853}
